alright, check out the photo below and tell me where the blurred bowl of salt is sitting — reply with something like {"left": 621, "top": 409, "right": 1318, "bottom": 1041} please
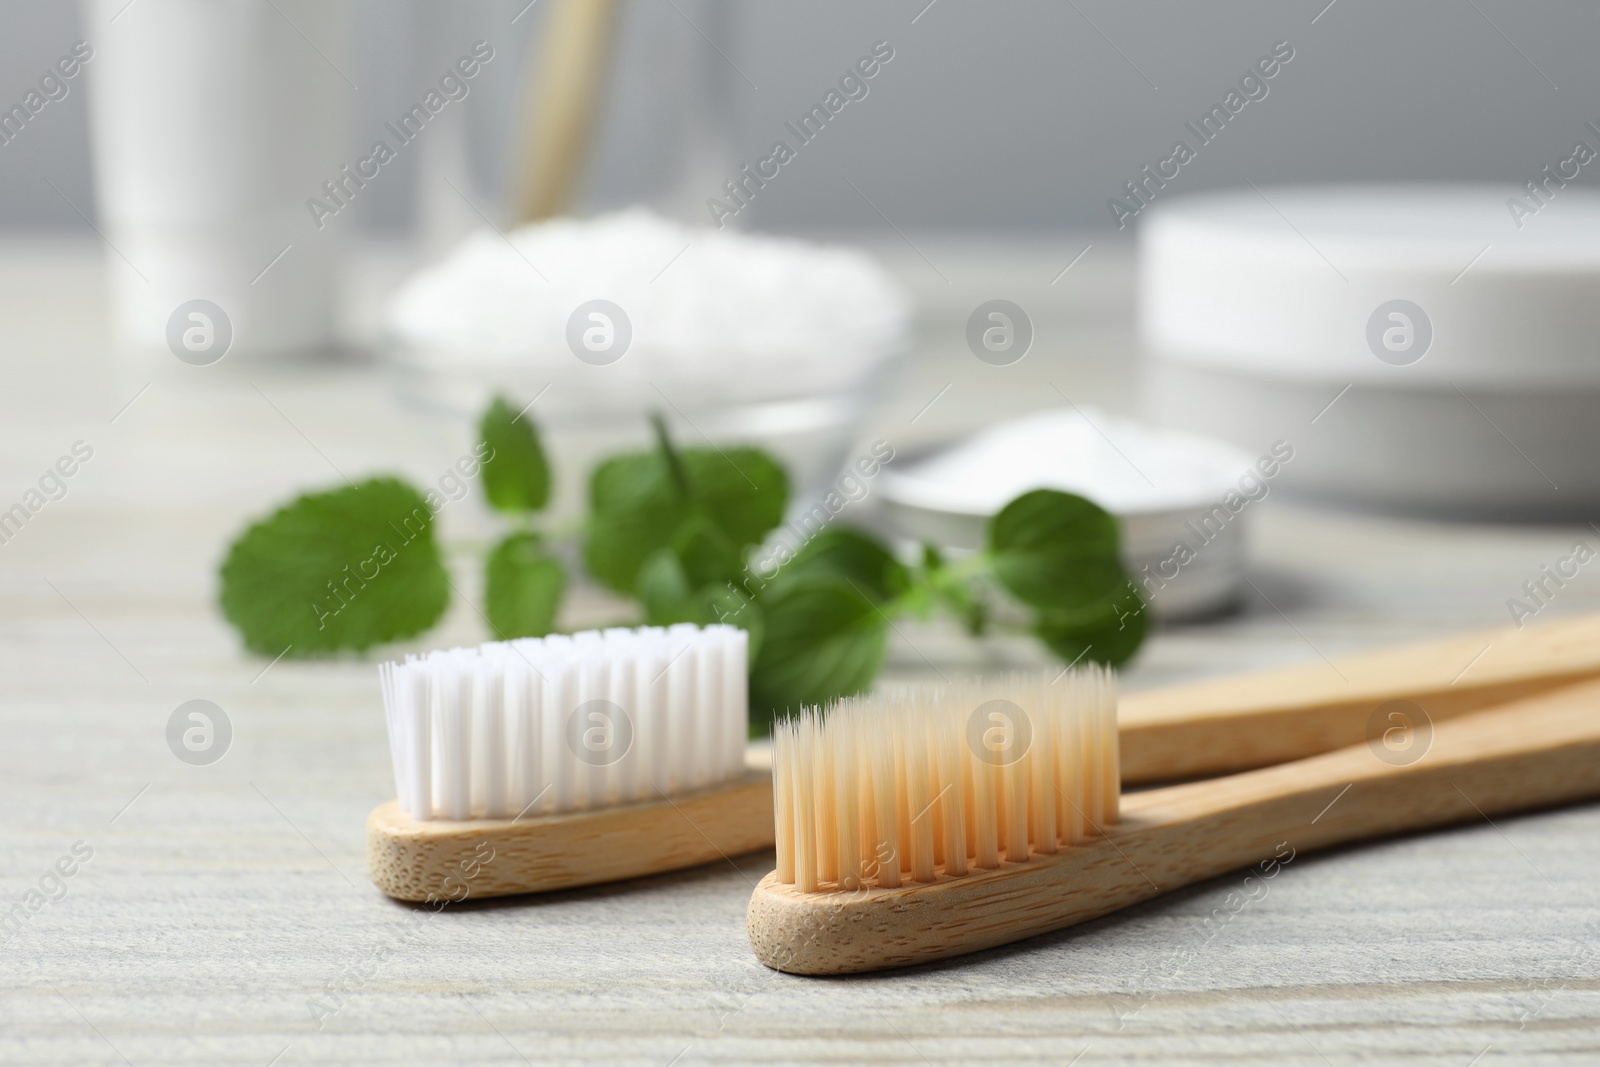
{"left": 879, "top": 408, "right": 1267, "bottom": 620}
{"left": 383, "top": 209, "right": 911, "bottom": 518}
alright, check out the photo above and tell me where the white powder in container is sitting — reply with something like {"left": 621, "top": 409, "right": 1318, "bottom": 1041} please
{"left": 384, "top": 208, "right": 912, "bottom": 408}
{"left": 882, "top": 408, "right": 1263, "bottom": 618}
{"left": 884, "top": 407, "right": 1256, "bottom": 519}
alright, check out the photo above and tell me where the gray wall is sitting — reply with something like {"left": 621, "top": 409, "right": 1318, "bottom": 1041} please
{"left": 3, "top": 0, "right": 1598, "bottom": 233}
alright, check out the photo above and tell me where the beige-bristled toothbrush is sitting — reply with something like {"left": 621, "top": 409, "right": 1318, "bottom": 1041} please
{"left": 747, "top": 671, "right": 1600, "bottom": 975}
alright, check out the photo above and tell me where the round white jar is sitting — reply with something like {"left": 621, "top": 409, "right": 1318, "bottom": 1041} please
{"left": 1141, "top": 185, "right": 1600, "bottom": 518}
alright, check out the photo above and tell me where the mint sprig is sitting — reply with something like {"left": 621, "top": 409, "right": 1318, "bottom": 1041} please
{"left": 217, "top": 397, "right": 1147, "bottom": 731}
{"left": 741, "top": 489, "right": 1146, "bottom": 723}
{"left": 478, "top": 394, "right": 565, "bottom": 638}
{"left": 585, "top": 414, "right": 788, "bottom": 598}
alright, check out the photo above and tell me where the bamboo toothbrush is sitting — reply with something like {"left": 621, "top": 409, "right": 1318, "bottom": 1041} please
{"left": 748, "top": 671, "right": 1600, "bottom": 975}
{"left": 368, "top": 612, "right": 1600, "bottom": 901}
{"left": 367, "top": 623, "right": 772, "bottom": 901}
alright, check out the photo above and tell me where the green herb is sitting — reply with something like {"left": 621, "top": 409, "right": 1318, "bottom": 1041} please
{"left": 485, "top": 531, "right": 566, "bottom": 639}
{"left": 779, "top": 527, "right": 912, "bottom": 603}
{"left": 584, "top": 414, "right": 788, "bottom": 596}
{"left": 217, "top": 397, "right": 1147, "bottom": 731}
{"left": 478, "top": 395, "right": 551, "bottom": 513}
{"left": 988, "top": 489, "right": 1147, "bottom": 667}
{"left": 219, "top": 477, "right": 449, "bottom": 655}
{"left": 738, "top": 489, "right": 1145, "bottom": 726}
{"left": 749, "top": 574, "right": 887, "bottom": 717}
{"left": 476, "top": 393, "right": 565, "bottom": 637}
{"left": 635, "top": 547, "right": 697, "bottom": 624}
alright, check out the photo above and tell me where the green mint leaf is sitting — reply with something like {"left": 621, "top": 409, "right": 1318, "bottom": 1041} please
{"left": 671, "top": 514, "right": 745, "bottom": 588}
{"left": 778, "top": 526, "right": 911, "bottom": 604}
{"left": 985, "top": 488, "right": 1147, "bottom": 665}
{"left": 219, "top": 477, "right": 449, "bottom": 656}
{"left": 584, "top": 440, "right": 788, "bottom": 594}
{"left": 683, "top": 447, "right": 788, "bottom": 548}
{"left": 1034, "top": 584, "right": 1148, "bottom": 667}
{"left": 478, "top": 394, "right": 551, "bottom": 513}
{"left": 485, "top": 531, "right": 566, "bottom": 639}
{"left": 637, "top": 547, "right": 698, "bottom": 625}
{"left": 750, "top": 574, "right": 886, "bottom": 724}
{"left": 988, "top": 489, "right": 1127, "bottom": 610}
{"left": 585, "top": 452, "right": 693, "bottom": 592}
{"left": 990, "top": 488, "right": 1119, "bottom": 556}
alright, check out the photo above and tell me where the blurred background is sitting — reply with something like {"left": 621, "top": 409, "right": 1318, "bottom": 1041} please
{"left": 11, "top": 1, "right": 1600, "bottom": 231}
{"left": 6, "top": 0, "right": 1600, "bottom": 674}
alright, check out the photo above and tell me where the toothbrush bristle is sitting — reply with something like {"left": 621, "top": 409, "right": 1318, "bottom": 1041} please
{"left": 771, "top": 669, "right": 1118, "bottom": 892}
{"left": 379, "top": 624, "right": 749, "bottom": 821}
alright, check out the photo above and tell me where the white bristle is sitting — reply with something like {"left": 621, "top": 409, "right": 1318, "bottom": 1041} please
{"left": 771, "top": 669, "right": 1119, "bottom": 891}
{"left": 379, "top": 624, "right": 750, "bottom": 820}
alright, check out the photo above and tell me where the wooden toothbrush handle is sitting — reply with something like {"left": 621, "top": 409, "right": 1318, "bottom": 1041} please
{"left": 748, "top": 679, "right": 1600, "bottom": 975}
{"left": 512, "top": 0, "right": 619, "bottom": 222}
{"left": 1119, "top": 611, "right": 1600, "bottom": 782}
{"left": 1122, "top": 675, "right": 1600, "bottom": 892}
{"left": 369, "top": 770, "right": 774, "bottom": 901}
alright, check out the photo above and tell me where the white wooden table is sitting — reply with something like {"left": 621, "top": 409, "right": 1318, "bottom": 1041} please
{"left": 2, "top": 239, "right": 1597, "bottom": 1064}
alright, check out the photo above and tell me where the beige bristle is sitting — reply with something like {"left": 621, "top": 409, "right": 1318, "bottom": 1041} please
{"left": 770, "top": 669, "right": 1118, "bottom": 891}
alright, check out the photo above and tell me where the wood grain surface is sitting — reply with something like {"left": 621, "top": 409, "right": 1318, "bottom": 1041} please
{"left": 3, "top": 241, "right": 1598, "bottom": 1064}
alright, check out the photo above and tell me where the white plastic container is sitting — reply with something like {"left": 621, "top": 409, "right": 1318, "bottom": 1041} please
{"left": 83, "top": 0, "right": 348, "bottom": 357}
{"left": 1141, "top": 185, "right": 1600, "bottom": 518}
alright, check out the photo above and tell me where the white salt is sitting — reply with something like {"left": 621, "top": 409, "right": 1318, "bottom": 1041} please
{"left": 884, "top": 407, "right": 1256, "bottom": 517}
{"left": 385, "top": 208, "right": 911, "bottom": 405}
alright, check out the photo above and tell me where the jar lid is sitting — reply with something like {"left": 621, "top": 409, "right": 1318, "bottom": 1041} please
{"left": 1140, "top": 184, "right": 1600, "bottom": 387}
